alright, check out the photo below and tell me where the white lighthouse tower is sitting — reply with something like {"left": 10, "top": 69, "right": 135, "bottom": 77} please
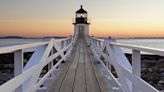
{"left": 73, "top": 5, "right": 90, "bottom": 38}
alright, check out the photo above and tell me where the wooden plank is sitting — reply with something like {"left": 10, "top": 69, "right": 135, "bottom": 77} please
{"left": 58, "top": 40, "right": 80, "bottom": 92}
{"left": 46, "top": 41, "right": 78, "bottom": 92}
{"left": 73, "top": 63, "right": 86, "bottom": 92}
{"left": 84, "top": 44, "right": 101, "bottom": 92}
{"left": 47, "top": 38, "right": 115, "bottom": 92}
{"left": 73, "top": 42, "right": 86, "bottom": 92}
{"left": 58, "top": 69, "right": 76, "bottom": 92}
{"left": 79, "top": 44, "right": 84, "bottom": 63}
{"left": 45, "top": 61, "right": 70, "bottom": 92}
{"left": 92, "top": 60, "right": 114, "bottom": 92}
{"left": 86, "top": 45, "right": 114, "bottom": 92}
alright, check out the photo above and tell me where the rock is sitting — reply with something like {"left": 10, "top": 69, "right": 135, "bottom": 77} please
{"left": 153, "top": 83, "right": 164, "bottom": 90}
{"left": 158, "top": 80, "right": 164, "bottom": 84}
{"left": 142, "top": 60, "right": 156, "bottom": 67}
{"left": 24, "top": 59, "right": 28, "bottom": 63}
{"left": 142, "top": 72, "right": 160, "bottom": 83}
{"left": 148, "top": 81, "right": 154, "bottom": 85}
{"left": 141, "top": 68, "right": 148, "bottom": 72}
{"left": 159, "top": 68, "right": 164, "bottom": 73}
{"left": 148, "top": 68, "right": 153, "bottom": 72}
{"left": 152, "top": 67, "right": 159, "bottom": 72}
{"left": 159, "top": 63, "right": 164, "bottom": 68}
{"left": 141, "top": 55, "right": 158, "bottom": 61}
{"left": 160, "top": 90, "right": 164, "bottom": 92}
{"left": 42, "top": 70, "right": 47, "bottom": 74}
{"left": 158, "top": 59, "right": 164, "bottom": 63}
{"left": 160, "top": 73, "right": 164, "bottom": 78}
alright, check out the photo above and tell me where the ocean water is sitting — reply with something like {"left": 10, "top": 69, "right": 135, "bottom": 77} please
{"left": 0, "top": 38, "right": 43, "bottom": 47}
{"left": 1, "top": 38, "right": 164, "bottom": 54}
{"left": 116, "top": 38, "right": 164, "bottom": 54}
{"left": 117, "top": 38, "right": 164, "bottom": 49}
{"left": 0, "top": 38, "right": 43, "bottom": 52}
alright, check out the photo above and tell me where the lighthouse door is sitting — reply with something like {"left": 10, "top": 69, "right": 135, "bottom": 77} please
{"left": 79, "top": 26, "right": 84, "bottom": 38}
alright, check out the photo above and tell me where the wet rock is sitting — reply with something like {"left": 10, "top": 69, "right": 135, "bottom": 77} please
{"left": 141, "top": 68, "right": 148, "bottom": 72}
{"left": 158, "top": 80, "right": 164, "bottom": 84}
{"left": 139, "top": 55, "right": 164, "bottom": 91}
{"left": 154, "top": 84, "right": 164, "bottom": 90}
{"left": 159, "top": 68, "right": 164, "bottom": 73}
{"left": 0, "top": 52, "right": 34, "bottom": 85}
{"left": 160, "top": 90, "right": 164, "bottom": 92}
{"left": 143, "top": 60, "right": 156, "bottom": 65}
{"left": 42, "top": 70, "right": 47, "bottom": 74}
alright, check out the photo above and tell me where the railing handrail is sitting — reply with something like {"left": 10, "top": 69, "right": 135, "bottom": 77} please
{"left": 90, "top": 37, "right": 164, "bottom": 55}
{"left": 109, "top": 42, "right": 164, "bottom": 56}
{"left": 0, "top": 42, "right": 49, "bottom": 54}
{"left": 90, "top": 37, "right": 104, "bottom": 42}
{"left": 87, "top": 36, "right": 160, "bottom": 92}
{"left": 0, "top": 35, "right": 161, "bottom": 92}
{"left": 54, "top": 36, "right": 72, "bottom": 42}
{"left": 0, "top": 37, "right": 73, "bottom": 54}
{"left": 0, "top": 36, "right": 76, "bottom": 92}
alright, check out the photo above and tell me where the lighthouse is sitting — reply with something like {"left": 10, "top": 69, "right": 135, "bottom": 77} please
{"left": 73, "top": 5, "right": 90, "bottom": 38}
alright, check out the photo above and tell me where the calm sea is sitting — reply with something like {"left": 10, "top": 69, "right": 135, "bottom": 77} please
{"left": 0, "top": 38, "right": 43, "bottom": 47}
{"left": 1, "top": 38, "right": 164, "bottom": 54}
{"left": 117, "top": 38, "right": 164, "bottom": 54}
{"left": 0, "top": 38, "right": 43, "bottom": 52}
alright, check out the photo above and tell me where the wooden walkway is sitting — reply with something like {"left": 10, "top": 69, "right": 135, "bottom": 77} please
{"left": 47, "top": 38, "right": 116, "bottom": 92}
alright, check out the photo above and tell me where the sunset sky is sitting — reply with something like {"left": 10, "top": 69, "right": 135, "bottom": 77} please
{"left": 0, "top": 0, "right": 164, "bottom": 38}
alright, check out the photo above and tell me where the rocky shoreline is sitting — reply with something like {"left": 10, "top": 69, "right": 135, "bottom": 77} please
{"left": 0, "top": 52, "right": 33, "bottom": 84}
{"left": 109, "top": 54, "right": 164, "bottom": 91}
{"left": 126, "top": 54, "right": 164, "bottom": 91}
{"left": 0, "top": 53, "right": 163, "bottom": 91}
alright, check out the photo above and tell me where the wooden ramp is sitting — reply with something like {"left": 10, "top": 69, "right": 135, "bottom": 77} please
{"left": 46, "top": 38, "right": 115, "bottom": 92}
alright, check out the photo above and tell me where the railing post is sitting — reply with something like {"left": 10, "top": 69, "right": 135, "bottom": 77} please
{"left": 64, "top": 40, "right": 66, "bottom": 47}
{"left": 47, "top": 49, "right": 54, "bottom": 78}
{"left": 98, "top": 41, "right": 101, "bottom": 48}
{"left": 14, "top": 50, "right": 23, "bottom": 92}
{"left": 108, "top": 62, "right": 112, "bottom": 71}
{"left": 61, "top": 40, "right": 66, "bottom": 62}
{"left": 132, "top": 49, "right": 141, "bottom": 92}
{"left": 66, "top": 39, "right": 69, "bottom": 46}
{"left": 96, "top": 40, "right": 98, "bottom": 47}
{"left": 64, "top": 41, "right": 66, "bottom": 48}
{"left": 132, "top": 50, "right": 141, "bottom": 77}
{"left": 61, "top": 41, "right": 64, "bottom": 49}
{"left": 50, "top": 49, "right": 54, "bottom": 78}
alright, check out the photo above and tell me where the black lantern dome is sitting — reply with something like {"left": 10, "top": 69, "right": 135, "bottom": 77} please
{"left": 76, "top": 5, "right": 87, "bottom": 13}
{"left": 73, "top": 5, "right": 90, "bottom": 25}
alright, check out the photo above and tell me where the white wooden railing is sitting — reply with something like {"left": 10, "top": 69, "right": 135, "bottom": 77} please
{"left": 0, "top": 36, "right": 77, "bottom": 92}
{"left": 87, "top": 36, "right": 160, "bottom": 92}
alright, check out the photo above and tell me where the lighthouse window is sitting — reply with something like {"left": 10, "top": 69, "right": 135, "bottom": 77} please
{"left": 79, "top": 26, "right": 84, "bottom": 31}
{"left": 76, "top": 13, "right": 87, "bottom": 18}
